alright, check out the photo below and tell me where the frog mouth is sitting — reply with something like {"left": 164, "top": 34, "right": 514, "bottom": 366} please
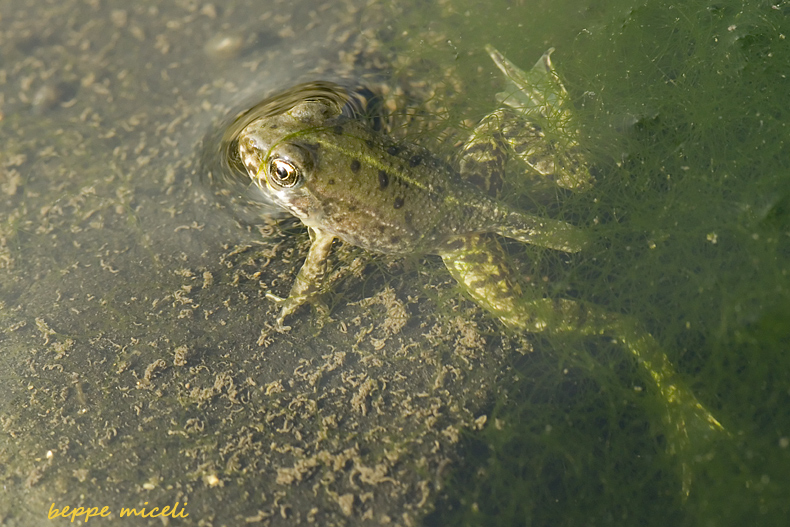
{"left": 278, "top": 198, "right": 318, "bottom": 226}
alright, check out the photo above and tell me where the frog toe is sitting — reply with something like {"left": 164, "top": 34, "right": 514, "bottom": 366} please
{"left": 265, "top": 292, "right": 295, "bottom": 330}
{"left": 274, "top": 306, "right": 294, "bottom": 332}
{"left": 274, "top": 316, "right": 292, "bottom": 332}
{"left": 265, "top": 292, "right": 286, "bottom": 304}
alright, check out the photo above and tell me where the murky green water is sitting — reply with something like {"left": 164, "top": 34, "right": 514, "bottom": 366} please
{"left": 1, "top": 0, "right": 788, "bottom": 526}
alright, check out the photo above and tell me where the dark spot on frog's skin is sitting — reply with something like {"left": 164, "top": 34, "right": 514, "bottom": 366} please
{"left": 442, "top": 239, "right": 465, "bottom": 252}
{"left": 333, "top": 124, "right": 344, "bottom": 135}
{"left": 475, "top": 273, "right": 508, "bottom": 288}
{"left": 327, "top": 178, "right": 335, "bottom": 185}
{"left": 393, "top": 197, "right": 404, "bottom": 209}
{"left": 270, "top": 124, "right": 278, "bottom": 129}
{"left": 378, "top": 170, "right": 389, "bottom": 190}
{"left": 389, "top": 235, "right": 401, "bottom": 245}
{"left": 464, "top": 252, "right": 492, "bottom": 265}
{"left": 470, "top": 279, "right": 489, "bottom": 290}
{"left": 387, "top": 145, "right": 400, "bottom": 156}
{"left": 409, "top": 155, "right": 422, "bottom": 167}
{"left": 464, "top": 143, "right": 489, "bottom": 155}
{"left": 488, "top": 175, "right": 504, "bottom": 196}
{"left": 467, "top": 173, "right": 485, "bottom": 189}
{"left": 350, "top": 159, "right": 361, "bottom": 172}
{"left": 489, "top": 272, "right": 508, "bottom": 283}
{"left": 365, "top": 139, "right": 375, "bottom": 148}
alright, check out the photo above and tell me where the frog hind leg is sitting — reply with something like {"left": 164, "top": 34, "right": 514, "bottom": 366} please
{"left": 486, "top": 45, "right": 565, "bottom": 120}
{"left": 459, "top": 47, "right": 726, "bottom": 496}
{"left": 440, "top": 234, "right": 534, "bottom": 331}
{"left": 545, "top": 301, "right": 726, "bottom": 498}
{"left": 448, "top": 88, "right": 579, "bottom": 324}
{"left": 267, "top": 227, "right": 335, "bottom": 330}
{"left": 496, "top": 209, "right": 587, "bottom": 253}
{"left": 486, "top": 44, "right": 593, "bottom": 191}
{"left": 458, "top": 104, "right": 586, "bottom": 254}
{"left": 441, "top": 233, "right": 727, "bottom": 497}
{"left": 458, "top": 110, "right": 509, "bottom": 197}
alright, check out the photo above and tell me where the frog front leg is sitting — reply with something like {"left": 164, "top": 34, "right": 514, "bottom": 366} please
{"left": 267, "top": 226, "right": 335, "bottom": 330}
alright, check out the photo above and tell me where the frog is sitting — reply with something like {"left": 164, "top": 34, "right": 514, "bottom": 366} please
{"left": 236, "top": 45, "right": 725, "bottom": 496}
{"left": 237, "top": 47, "right": 588, "bottom": 332}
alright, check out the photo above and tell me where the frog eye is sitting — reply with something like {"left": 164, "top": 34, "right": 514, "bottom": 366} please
{"left": 268, "top": 157, "right": 300, "bottom": 188}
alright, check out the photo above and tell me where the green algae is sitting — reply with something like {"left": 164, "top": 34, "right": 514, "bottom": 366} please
{"left": 427, "top": 0, "right": 790, "bottom": 525}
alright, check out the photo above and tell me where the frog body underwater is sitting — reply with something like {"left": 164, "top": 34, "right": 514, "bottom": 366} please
{"left": 239, "top": 47, "right": 585, "bottom": 330}
{"left": 239, "top": 100, "right": 581, "bottom": 258}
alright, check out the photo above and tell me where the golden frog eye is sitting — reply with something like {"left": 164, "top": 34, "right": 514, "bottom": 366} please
{"left": 268, "top": 157, "right": 300, "bottom": 188}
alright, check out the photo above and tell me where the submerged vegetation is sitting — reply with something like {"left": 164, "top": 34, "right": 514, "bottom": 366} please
{"left": 427, "top": 1, "right": 790, "bottom": 525}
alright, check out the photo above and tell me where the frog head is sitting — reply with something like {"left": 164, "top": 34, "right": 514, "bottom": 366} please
{"left": 237, "top": 105, "right": 328, "bottom": 226}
